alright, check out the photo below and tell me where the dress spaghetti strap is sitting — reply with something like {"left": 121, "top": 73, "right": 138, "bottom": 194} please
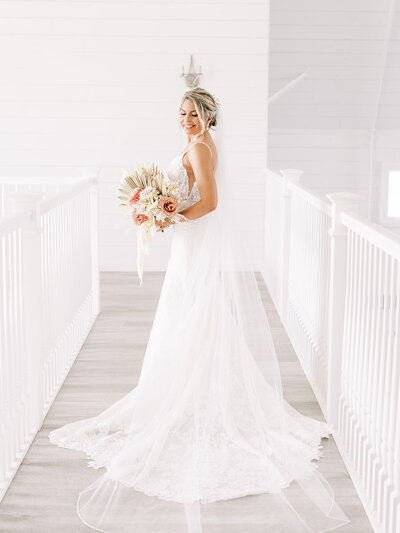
{"left": 183, "top": 141, "right": 213, "bottom": 159}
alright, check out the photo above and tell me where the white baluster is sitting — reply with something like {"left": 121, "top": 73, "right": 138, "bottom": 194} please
{"left": 80, "top": 168, "right": 100, "bottom": 316}
{"left": 9, "top": 192, "right": 44, "bottom": 435}
{"left": 325, "top": 192, "right": 364, "bottom": 428}
{"left": 91, "top": 176, "right": 100, "bottom": 316}
{"left": 279, "top": 168, "right": 303, "bottom": 323}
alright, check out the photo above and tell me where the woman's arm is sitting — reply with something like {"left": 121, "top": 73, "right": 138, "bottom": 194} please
{"left": 156, "top": 143, "right": 218, "bottom": 231}
{"left": 178, "top": 143, "right": 218, "bottom": 221}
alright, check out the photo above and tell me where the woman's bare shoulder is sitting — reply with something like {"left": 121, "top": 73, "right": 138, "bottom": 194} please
{"left": 189, "top": 138, "right": 216, "bottom": 164}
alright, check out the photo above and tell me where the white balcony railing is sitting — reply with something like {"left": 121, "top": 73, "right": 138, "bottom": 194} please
{"left": 263, "top": 168, "right": 400, "bottom": 533}
{"left": 0, "top": 175, "right": 100, "bottom": 503}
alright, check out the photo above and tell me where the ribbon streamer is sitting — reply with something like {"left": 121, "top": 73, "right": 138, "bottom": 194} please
{"left": 137, "top": 223, "right": 156, "bottom": 286}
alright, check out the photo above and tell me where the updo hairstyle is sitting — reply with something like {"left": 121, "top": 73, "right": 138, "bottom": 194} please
{"left": 181, "top": 88, "right": 219, "bottom": 138}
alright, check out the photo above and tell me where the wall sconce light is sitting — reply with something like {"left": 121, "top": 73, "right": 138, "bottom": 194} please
{"left": 181, "top": 54, "right": 202, "bottom": 88}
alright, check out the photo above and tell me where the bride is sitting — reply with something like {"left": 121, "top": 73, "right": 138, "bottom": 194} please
{"left": 49, "top": 88, "right": 350, "bottom": 532}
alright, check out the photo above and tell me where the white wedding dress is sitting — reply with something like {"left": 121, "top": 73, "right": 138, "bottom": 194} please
{"left": 49, "top": 141, "right": 350, "bottom": 532}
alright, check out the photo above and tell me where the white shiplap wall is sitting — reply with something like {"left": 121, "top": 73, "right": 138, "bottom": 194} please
{"left": 268, "top": 129, "right": 400, "bottom": 225}
{"left": 268, "top": 0, "right": 400, "bottom": 233}
{"left": 0, "top": 0, "right": 269, "bottom": 271}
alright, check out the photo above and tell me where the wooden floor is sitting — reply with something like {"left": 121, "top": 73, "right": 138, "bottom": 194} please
{"left": 0, "top": 272, "right": 373, "bottom": 532}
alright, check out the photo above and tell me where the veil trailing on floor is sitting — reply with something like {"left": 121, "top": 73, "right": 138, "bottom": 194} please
{"left": 49, "top": 104, "right": 350, "bottom": 532}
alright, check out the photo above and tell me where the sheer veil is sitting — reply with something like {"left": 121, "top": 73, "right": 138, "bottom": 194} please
{"left": 54, "top": 102, "right": 350, "bottom": 532}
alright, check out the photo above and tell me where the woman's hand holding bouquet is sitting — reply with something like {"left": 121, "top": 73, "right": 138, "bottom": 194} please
{"left": 117, "top": 163, "right": 188, "bottom": 284}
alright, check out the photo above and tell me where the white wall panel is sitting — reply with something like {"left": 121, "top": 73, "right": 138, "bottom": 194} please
{"left": 272, "top": 0, "right": 394, "bottom": 11}
{"left": 0, "top": 2, "right": 268, "bottom": 20}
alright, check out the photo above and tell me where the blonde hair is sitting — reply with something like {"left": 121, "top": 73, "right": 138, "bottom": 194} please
{"left": 181, "top": 88, "right": 218, "bottom": 139}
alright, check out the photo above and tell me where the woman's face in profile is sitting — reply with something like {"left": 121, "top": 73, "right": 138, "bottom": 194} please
{"left": 179, "top": 99, "right": 202, "bottom": 136}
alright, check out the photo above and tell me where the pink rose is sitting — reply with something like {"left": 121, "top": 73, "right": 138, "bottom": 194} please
{"left": 159, "top": 196, "right": 178, "bottom": 215}
{"left": 132, "top": 212, "right": 148, "bottom": 226}
{"left": 129, "top": 188, "right": 142, "bottom": 205}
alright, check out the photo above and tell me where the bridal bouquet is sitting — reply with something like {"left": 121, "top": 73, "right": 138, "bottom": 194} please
{"left": 117, "top": 163, "right": 188, "bottom": 285}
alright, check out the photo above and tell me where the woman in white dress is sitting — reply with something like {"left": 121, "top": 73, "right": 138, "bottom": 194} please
{"left": 49, "top": 88, "right": 350, "bottom": 532}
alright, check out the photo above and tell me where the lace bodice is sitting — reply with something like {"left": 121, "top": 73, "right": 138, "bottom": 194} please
{"left": 166, "top": 142, "right": 214, "bottom": 211}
